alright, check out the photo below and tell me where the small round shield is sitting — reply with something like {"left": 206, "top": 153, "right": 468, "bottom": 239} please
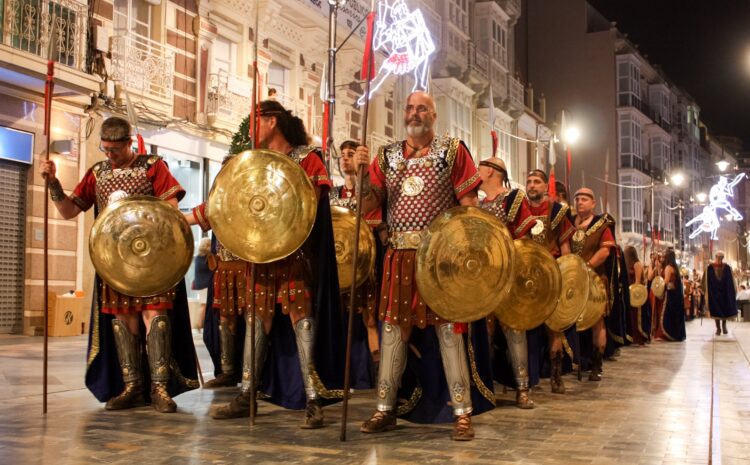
{"left": 89, "top": 195, "right": 193, "bottom": 297}
{"left": 331, "top": 206, "right": 376, "bottom": 292}
{"left": 545, "top": 254, "right": 590, "bottom": 332}
{"left": 495, "top": 239, "right": 561, "bottom": 330}
{"left": 629, "top": 283, "right": 648, "bottom": 307}
{"left": 207, "top": 149, "right": 317, "bottom": 263}
{"left": 416, "top": 206, "right": 515, "bottom": 323}
{"left": 576, "top": 270, "right": 608, "bottom": 331}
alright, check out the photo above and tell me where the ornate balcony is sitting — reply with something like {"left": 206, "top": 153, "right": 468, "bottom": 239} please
{"left": 206, "top": 71, "right": 252, "bottom": 129}
{"left": 505, "top": 74, "right": 524, "bottom": 115}
{"left": 1, "top": 0, "right": 87, "bottom": 70}
{"left": 110, "top": 33, "right": 174, "bottom": 105}
{"left": 466, "top": 41, "right": 489, "bottom": 89}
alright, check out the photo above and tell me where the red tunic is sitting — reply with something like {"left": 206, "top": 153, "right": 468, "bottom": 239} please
{"left": 527, "top": 200, "right": 574, "bottom": 258}
{"left": 192, "top": 148, "right": 331, "bottom": 330}
{"left": 71, "top": 155, "right": 185, "bottom": 314}
{"left": 479, "top": 189, "right": 535, "bottom": 239}
{"left": 369, "top": 137, "right": 480, "bottom": 336}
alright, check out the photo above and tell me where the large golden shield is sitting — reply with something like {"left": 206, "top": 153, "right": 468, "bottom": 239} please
{"left": 495, "top": 239, "right": 561, "bottom": 330}
{"left": 629, "top": 283, "right": 648, "bottom": 307}
{"left": 331, "top": 206, "right": 376, "bottom": 292}
{"left": 207, "top": 149, "right": 317, "bottom": 263}
{"left": 652, "top": 276, "right": 666, "bottom": 299}
{"left": 416, "top": 206, "right": 515, "bottom": 323}
{"left": 89, "top": 195, "right": 193, "bottom": 297}
{"left": 545, "top": 254, "right": 589, "bottom": 332}
{"left": 576, "top": 269, "right": 608, "bottom": 331}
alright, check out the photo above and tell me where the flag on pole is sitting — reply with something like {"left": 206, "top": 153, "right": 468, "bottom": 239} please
{"left": 124, "top": 90, "right": 146, "bottom": 154}
{"left": 319, "top": 61, "right": 330, "bottom": 152}
{"left": 488, "top": 86, "right": 498, "bottom": 157}
{"left": 360, "top": 10, "right": 377, "bottom": 83}
{"left": 548, "top": 139, "right": 557, "bottom": 199}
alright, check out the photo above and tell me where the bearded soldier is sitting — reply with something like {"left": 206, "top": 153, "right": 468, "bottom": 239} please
{"left": 525, "top": 170, "right": 575, "bottom": 393}
{"left": 354, "top": 91, "right": 495, "bottom": 440}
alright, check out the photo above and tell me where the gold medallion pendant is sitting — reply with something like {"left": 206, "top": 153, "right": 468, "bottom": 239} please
{"left": 401, "top": 176, "right": 425, "bottom": 196}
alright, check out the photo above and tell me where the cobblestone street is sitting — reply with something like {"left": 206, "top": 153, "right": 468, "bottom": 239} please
{"left": 2, "top": 319, "right": 749, "bottom": 465}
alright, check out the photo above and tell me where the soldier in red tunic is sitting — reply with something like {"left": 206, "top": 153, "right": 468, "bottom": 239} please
{"left": 41, "top": 116, "right": 197, "bottom": 413}
{"left": 330, "top": 140, "right": 382, "bottom": 369}
{"left": 525, "top": 170, "right": 575, "bottom": 394}
{"left": 477, "top": 157, "right": 536, "bottom": 408}
{"left": 570, "top": 188, "right": 617, "bottom": 381}
{"left": 186, "top": 100, "right": 341, "bottom": 428}
{"left": 355, "top": 91, "right": 487, "bottom": 441}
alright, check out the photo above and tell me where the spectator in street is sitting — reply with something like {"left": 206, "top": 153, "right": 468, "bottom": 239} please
{"left": 192, "top": 237, "right": 214, "bottom": 332}
{"left": 703, "top": 251, "right": 738, "bottom": 335}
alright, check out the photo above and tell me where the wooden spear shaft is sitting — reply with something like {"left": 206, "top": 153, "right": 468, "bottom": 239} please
{"left": 340, "top": 0, "right": 377, "bottom": 442}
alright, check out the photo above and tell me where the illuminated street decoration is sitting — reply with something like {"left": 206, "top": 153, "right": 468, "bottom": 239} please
{"left": 686, "top": 173, "right": 746, "bottom": 240}
{"left": 357, "top": 0, "right": 436, "bottom": 105}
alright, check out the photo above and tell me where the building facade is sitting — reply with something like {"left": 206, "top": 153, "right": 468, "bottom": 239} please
{"left": 1, "top": 0, "right": 555, "bottom": 334}
{"left": 524, "top": 0, "right": 743, "bottom": 273}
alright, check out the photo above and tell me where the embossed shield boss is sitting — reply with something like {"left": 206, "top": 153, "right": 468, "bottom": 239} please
{"left": 89, "top": 195, "right": 194, "bottom": 297}
{"left": 331, "top": 206, "right": 376, "bottom": 292}
{"left": 629, "top": 283, "right": 648, "bottom": 307}
{"left": 495, "top": 239, "right": 562, "bottom": 330}
{"left": 416, "top": 206, "right": 515, "bottom": 323}
{"left": 651, "top": 276, "right": 666, "bottom": 299}
{"left": 545, "top": 254, "right": 590, "bottom": 332}
{"left": 576, "top": 269, "right": 607, "bottom": 331}
{"left": 207, "top": 149, "right": 317, "bottom": 263}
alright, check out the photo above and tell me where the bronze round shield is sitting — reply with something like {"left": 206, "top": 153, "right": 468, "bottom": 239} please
{"left": 545, "top": 254, "right": 589, "bottom": 332}
{"left": 207, "top": 149, "right": 317, "bottom": 263}
{"left": 416, "top": 206, "right": 515, "bottom": 323}
{"left": 331, "top": 206, "right": 376, "bottom": 292}
{"left": 576, "top": 269, "right": 608, "bottom": 331}
{"left": 629, "top": 283, "right": 648, "bottom": 307}
{"left": 652, "top": 276, "right": 666, "bottom": 299}
{"left": 495, "top": 239, "right": 561, "bottom": 330}
{"left": 89, "top": 195, "right": 194, "bottom": 297}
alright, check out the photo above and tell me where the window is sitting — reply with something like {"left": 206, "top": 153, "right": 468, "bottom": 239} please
{"left": 617, "top": 59, "right": 641, "bottom": 108}
{"left": 267, "top": 62, "right": 288, "bottom": 98}
{"left": 212, "top": 36, "right": 237, "bottom": 76}
{"left": 491, "top": 21, "right": 508, "bottom": 68}
{"left": 114, "top": 0, "right": 153, "bottom": 39}
{"left": 619, "top": 113, "right": 642, "bottom": 171}
{"left": 650, "top": 136, "right": 670, "bottom": 172}
{"left": 619, "top": 173, "right": 644, "bottom": 234}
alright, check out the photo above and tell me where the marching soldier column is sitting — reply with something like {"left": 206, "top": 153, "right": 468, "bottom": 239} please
{"left": 36, "top": 98, "right": 664, "bottom": 442}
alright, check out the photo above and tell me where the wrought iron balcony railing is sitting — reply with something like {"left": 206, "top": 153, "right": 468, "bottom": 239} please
{"left": 1, "top": 0, "right": 87, "bottom": 70}
{"left": 110, "top": 33, "right": 174, "bottom": 102}
{"left": 206, "top": 71, "right": 252, "bottom": 128}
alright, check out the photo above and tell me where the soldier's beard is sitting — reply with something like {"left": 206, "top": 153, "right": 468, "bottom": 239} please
{"left": 406, "top": 123, "right": 429, "bottom": 138}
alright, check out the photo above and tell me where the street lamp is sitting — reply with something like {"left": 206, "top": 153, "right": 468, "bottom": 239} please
{"left": 716, "top": 159, "right": 731, "bottom": 172}
{"left": 669, "top": 172, "right": 686, "bottom": 187}
{"left": 563, "top": 126, "right": 581, "bottom": 146}
{"left": 696, "top": 192, "right": 707, "bottom": 203}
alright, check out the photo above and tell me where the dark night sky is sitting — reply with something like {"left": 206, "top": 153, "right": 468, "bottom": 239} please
{"left": 588, "top": 0, "right": 750, "bottom": 150}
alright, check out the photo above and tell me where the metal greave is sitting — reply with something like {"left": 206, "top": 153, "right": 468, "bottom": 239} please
{"left": 218, "top": 319, "right": 235, "bottom": 375}
{"left": 436, "top": 323, "right": 473, "bottom": 416}
{"left": 111, "top": 319, "right": 141, "bottom": 385}
{"left": 294, "top": 317, "right": 318, "bottom": 400}
{"left": 146, "top": 315, "right": 172, "bottom": 384}
{"left": 502, "top": 326, "right": 529, "bottom": 390}
{"left": 240, "top": 314, "right": 267, "bottom": 394}
{"left": 375, "top": 323, "right": 407, "bottom": 412}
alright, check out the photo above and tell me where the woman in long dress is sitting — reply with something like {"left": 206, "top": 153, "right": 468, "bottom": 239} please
{"left": 656, "top": 250, "right": 686, "bottom": 341}
{"left": 624, "top": 246, "right": 649, "bottom": 345}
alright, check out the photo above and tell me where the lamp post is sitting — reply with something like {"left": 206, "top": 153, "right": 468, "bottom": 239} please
{"left": 560, "top": 110, "right": 580, "bottom": 189}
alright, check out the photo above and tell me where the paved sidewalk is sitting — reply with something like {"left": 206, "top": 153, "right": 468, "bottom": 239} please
{"left": 1, "top": 319, "right": 749, "bottom": 465}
